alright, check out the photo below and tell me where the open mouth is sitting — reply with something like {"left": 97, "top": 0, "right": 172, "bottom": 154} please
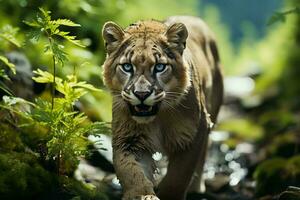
{"left": 128, "top": 103, "right": 159, "bottom": 117}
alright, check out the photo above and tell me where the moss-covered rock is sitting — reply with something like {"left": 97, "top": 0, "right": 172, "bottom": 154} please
{"left": 0, "top": 152, "right": 54, "bottom": 199}
{"left": 266, "top": 132, "right": 300, "bottom": 158}
{"left": 0, "top": 152, "right": 109, "bottom": 200}
{"left": 0, "top": 123, "right": 24, "bottom": 152}
{"left": 254, "top": 156, "right": 300, "bottom": 197}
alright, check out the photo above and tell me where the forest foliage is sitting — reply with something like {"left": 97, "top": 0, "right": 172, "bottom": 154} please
{"left": 0, "top": 5, "right": 110, "bottom": 199}
{"left": 0, "top": 0, "right": 299, "bottom": 199}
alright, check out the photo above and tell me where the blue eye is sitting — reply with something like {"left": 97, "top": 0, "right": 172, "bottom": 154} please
{"left": 154, "top": 63, "right": 167, "bottom": 73}
{"left": 121, "top": 63, "right": 133, "bottom": 73}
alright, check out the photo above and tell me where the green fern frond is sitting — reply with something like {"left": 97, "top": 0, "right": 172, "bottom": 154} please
{"left": 0, "top": 25, "right": 22, "bottom": 47}
{"left": 25, "top": 7, "right": 86, "bottom": 59}
{"left": 0, "top": 55, "right": 16, "bottom": 74}
{"left": 51, "top": 42, "right": 68, "bottom": 64}
{"left": 32, "top": 69, "right": 61, "bottom": 83}
{"left": 52, "top": 19, "right": 81, "bottom": 27}
{"left": 38, "top": 7, "right": 52, "bottom": 24}
{"left": 55, "top": 32, "right": 85, "bottom": 47}
{"left": 33, "top": 69, "right": 101, "bottom": 102}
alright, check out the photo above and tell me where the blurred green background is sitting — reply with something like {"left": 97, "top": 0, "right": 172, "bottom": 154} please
{"left": 0, "top": 0, "right": 289, "bottom": 121}
{"left": 0, "top": 0, "right": 299, "bottom": 199}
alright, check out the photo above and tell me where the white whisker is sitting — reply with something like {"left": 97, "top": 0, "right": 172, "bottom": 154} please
{"left": 163, "top": 99, "right": 178, "bottom": 114}
{"left": 164, "top": 96, "right": 190, "bottom": 109}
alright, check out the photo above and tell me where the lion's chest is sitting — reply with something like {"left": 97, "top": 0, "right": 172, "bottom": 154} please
{"left": 146, "top": 115, "right": 199, "bottom": 155}
{"left": 145, "top": 125, "right": 165, "bottom": 154}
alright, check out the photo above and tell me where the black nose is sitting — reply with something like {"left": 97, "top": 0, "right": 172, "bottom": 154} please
{"left": 133, "top": 91, "right": 152, "bottom": 101}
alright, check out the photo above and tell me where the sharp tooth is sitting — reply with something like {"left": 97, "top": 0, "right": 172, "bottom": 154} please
{"left": 135, "top": 106, "right": 140, "bottom": 112}
{"left": 147, "top": 106, "right": 152, "bottom": 112}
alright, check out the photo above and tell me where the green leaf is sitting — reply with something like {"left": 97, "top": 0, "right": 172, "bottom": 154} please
{"left": 0, "top": 25, "right": 22, "bottom": 47}
{"left": 55, "top": 31, "right": 85, "bottom": 47}
{"left": 51, "top": 42, "right": 68, "bottom": 64}
{"left": 23, "top": 20, "right": 41, "bottom": 28}
{"left": 52, "top": 19, "right": 81, "bottom": 27}
{"left": 0, "top": 81, "right": 14, "bottom": 95}
{"left": 267, "top": 12, "right": 286, "bottom": 26}
{"left": 0, "top": 55, "right": 16, "bottom": 74}
{"left": 32, "top": 69, "right": 54, "bottom": 83}
{"left": 268, "top": 7, "right": 300, "bottom": 25}
{"left": 33, "top": 69, "right": 63, "bottom": 84}
{"left": 74, "top": 81, "right": 101, "bottom": 92}
{"left": 26, "top": 29, "right": 42, "bottom": 43}
{"left": 65, "top": 75, "right": 100, "bottom": 92}
{"left": 38, "top": 7, "right": 51, "bottom": 22}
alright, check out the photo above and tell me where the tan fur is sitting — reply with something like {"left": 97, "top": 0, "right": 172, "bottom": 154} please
{"left": 102, "top": 16, "right": 223, "bottom": 200}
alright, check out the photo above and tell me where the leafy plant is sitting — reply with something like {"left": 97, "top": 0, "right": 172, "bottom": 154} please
{"left": 30, "top": 69, "right": 107, "bottom": 174}
{"left": 24, "top": 8, "right": 86, "bottom": 109}
{"left": 0, "top": 25, "right": 21, "bottom": 95}
{"left": 0, "top": 25, "right": 22, "bottom": 48}
{"left": 1, "top": 69, "right": 109, "bottom": 174}
{"left": 24, "top": 8, "right": 84, "bottom": 65}
{"left": 0, "top": 56, "right": 15, "bottom": 75}
{"left": 0, "top": 25, "right": 21, "bottom": 75}
{"left": 1, "top": 8, "right": 110, "bottom": 176}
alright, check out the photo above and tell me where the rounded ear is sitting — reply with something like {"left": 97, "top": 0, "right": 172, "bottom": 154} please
{"left": 165, "top": 23, "right": 188, "bottom": 54}
{"left": 102, "top": 21, "right": 124, "bottom": 54}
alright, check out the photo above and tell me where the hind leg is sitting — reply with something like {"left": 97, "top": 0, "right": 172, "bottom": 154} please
{"left": 188, "top": 133, "right": 208, "bottom": 193}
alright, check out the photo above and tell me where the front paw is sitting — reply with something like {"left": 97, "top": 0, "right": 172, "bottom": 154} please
{"left": 133, "top": 195, "right": 160, "bottom": 200}
{"left": 141, "top": 195, "right": 160, "bottom": 200}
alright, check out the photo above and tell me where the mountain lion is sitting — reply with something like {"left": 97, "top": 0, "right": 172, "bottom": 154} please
{"left": 101, "top": 16, "right": 223, "bottom": 200}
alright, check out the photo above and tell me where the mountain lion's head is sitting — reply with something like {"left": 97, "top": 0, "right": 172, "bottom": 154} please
{"left": 102, "top": 20, "right": 191, "bottom": 123}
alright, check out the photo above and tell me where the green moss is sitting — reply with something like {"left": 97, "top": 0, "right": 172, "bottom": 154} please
{"left": 259, "top": 110, "right": 296, "bottom": 135}
{"left": 0, "top": 152, "right": 109, "bottom": 200}
{"left": 0, "top": 152, "right": 54, "bottom": 199}
{"left": 266, "top": 132, "right": 299, "bottom": 158}
{"left": 254, "top": 156, "right": 300, "bottom": 196}
{"left": 0, "top": 123, "right": 24, "bottom": 152}
{"left": 61, "top": 177, "right": 109, "bottom": 200}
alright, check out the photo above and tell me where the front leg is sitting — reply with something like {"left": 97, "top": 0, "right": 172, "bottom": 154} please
{"left": 113, "top": 148, "right": 159, "bottom": 200}
{"left": 157, "top": 113, "right": 210, "bottom": 200}
{"left": 157, "top": 135, "right": 208, "bottom": 200}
